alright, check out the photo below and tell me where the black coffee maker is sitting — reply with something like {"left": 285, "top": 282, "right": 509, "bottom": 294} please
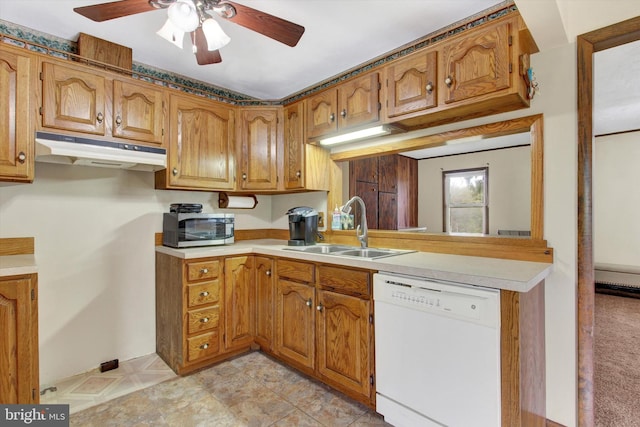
{"left": 286, "top": 206, "right": 319, "bottom": 246}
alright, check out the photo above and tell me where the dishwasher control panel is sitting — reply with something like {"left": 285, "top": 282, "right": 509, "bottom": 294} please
{"left": 374, "top": 272, "right": 500, "bottom": 327}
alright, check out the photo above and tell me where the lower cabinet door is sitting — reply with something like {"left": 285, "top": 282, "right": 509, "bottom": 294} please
{"left": 224, "top": 256, "right": 256, "bottom": 350}
{"left": 255, "top": 256, "right": 275, "bottom": 350}
{"left": 316, "top": 290, "right": 371, "bottom": 399}
{"left": 275, "top": 278, "right": 315, "bottom": 370}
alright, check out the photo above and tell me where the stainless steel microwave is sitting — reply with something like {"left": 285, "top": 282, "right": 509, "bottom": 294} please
{"left": 162, "top": 213, "right": 234, "bottom": 248}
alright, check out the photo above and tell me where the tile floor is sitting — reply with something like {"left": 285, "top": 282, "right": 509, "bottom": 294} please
{"left": 46, "top": 351, "right": 391, "bottom": 426}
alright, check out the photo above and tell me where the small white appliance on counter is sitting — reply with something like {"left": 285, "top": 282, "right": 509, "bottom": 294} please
{"left": 374, "top": 272, "right": 501, "bottom": 427}
{"left": 162, "top": 203, "right": 234, "bottom": 248}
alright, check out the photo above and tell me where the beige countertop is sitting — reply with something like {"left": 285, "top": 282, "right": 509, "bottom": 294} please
{"left": 0, "top": 254, "right": 38, "bottom": 277}
{"left": 156, "top": 239, "right": 552, "bottom": 293}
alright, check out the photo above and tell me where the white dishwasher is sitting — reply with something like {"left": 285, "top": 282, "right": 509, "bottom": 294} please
{"left": 374, "top": 272, "right": 501, "bottom": 427}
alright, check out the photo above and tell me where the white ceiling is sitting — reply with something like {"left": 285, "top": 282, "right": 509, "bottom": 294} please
{"left": 0, "top": 0, "right": 503, "bottom": 100}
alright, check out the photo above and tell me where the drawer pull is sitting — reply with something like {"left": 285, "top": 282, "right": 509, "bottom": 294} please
{"left": 200, "top": 291, "right": 209, "bottom": 297}
{"left": 201, "top": 268, "right": 209, "bottom": 274}
{"left": 200, "top": 343, "right": 209, "bottom": 350}
{"left": 200, "top": 317, "right": 210, "bottom": 323}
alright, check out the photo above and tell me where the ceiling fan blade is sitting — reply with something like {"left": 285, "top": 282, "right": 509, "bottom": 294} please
{"left": 74, "top": 0, "right": 157, "bottom": 22}
{"left": 191, "top": 28, "right": 223, "bottom": 65}
{"left": 222, "top": 1, "right": 305, "bottom": 47}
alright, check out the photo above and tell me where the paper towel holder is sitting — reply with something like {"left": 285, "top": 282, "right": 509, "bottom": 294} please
{"left": 218, "top": 192, "right": 258, "bottom": 209}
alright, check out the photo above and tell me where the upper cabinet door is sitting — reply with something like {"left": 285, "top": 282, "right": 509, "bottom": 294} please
{"left": 386, "top": 51, "right": 437, "bottom": 118}
{"left": 166, "top": 94, "right": 235, "bottom": 190}
{"left": 41, "top": 62, "right": 106, "bottom": 135}
{"left": 0, "top": 46, "right": 34, "bottom": 182}
{"left": 283, "top": 101, "right": 305, "bottom": 190}
{"left": 112, "top": 79, "right": 165, "bottom": 145}
{"left": 307, "top": 89, "right": 338, "bottom": 139}
{"left": 441, "top": 19, "right": 511, "bottom": 104}
{"left": 238, "top": 108, "right": 279, "bottom": 190}
{"left": 338, "top": 72, "right": 380, "bottom": 130}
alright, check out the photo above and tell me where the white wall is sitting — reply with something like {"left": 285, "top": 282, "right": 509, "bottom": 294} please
{"left": 0, "top": 162, "right": 321, "bottom": 385}
{"left": 418, "top": 146, "right": 531, "bottom": 234}
{"left": 594, "top": 132, "right": 640, "bottom": 266}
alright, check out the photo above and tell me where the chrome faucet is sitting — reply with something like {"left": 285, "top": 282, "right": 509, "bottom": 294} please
{"left": 342, "top": 196, "right": 368, "bottom": 248}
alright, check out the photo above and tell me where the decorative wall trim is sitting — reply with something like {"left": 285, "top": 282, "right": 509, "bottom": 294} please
{"left": 0, "top": 1, "right": 516, "bottom": 105}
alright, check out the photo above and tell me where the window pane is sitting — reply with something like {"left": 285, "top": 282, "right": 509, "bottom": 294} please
{"left": 448, "top": 174, "right": 485, "bottom": 205}
{"left": 449, "top": 207, "right": 484, "bottom": 233}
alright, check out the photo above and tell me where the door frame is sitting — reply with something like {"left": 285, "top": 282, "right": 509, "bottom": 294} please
{"left": 577, "top": 16, "right": 640, "bottom": 427}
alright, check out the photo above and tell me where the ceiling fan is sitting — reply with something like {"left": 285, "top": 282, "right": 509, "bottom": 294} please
{"left": 73, "top": 0, "right": 305, "bottom": 65}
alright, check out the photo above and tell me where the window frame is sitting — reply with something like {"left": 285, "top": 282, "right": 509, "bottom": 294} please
{"left": 442, "top": 167, "right": 489, "bottom": 234}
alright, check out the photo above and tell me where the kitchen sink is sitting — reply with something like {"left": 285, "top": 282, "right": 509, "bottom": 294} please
{"left": 283, "top": 244, "right": 414, "bottom": 260}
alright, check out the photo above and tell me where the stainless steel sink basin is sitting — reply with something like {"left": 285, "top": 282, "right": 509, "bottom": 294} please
{"left": 283, "top": 244, "right": 414, "bottom": 260}
{"left": 293, "top": 245, "right": 353, "bottom": 254}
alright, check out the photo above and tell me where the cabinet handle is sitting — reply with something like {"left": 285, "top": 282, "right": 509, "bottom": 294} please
{"left": 201, "top": 268, "right": 209, "bottom": 274}
{"left": 340, "top": 109, "right": 346, "bottom": 118}
{"left": 200, "top": 343, "right": 209, "bottom": 350}
{"left": 96, "top": 112, "right": 104, "bottom": 123}
{"left": 426, "top": 82, "right": 434, "bottom": 94}
{"left": 265, "top": 270, "right": 272, "bottom": 277}
{"left": 242, "top": 173, "right": 247, "bottom": 180}
{"left": 17, "top": 152, "right": 26, "bottom": 164}
{"left": 172, "top": 168, "right": 178, "bottom": 176}
{"left": 296, "top": 170, "right": 301, "bottom": 178}
{"left": 200, "top": 317, "right": 209, "bottom": 323}
{"left": 200, "top": 291, "right": 209, "bottom": 297}
{"left": 329, "top": 113, "right": 335, "bottom": 123}
{"left": 306, "top": 298, "right": 312, "bottom": 307}
{"left": 115, "top": 115, "right": 122, "bottom": 127}
{"left": 316, "top": 303, "right": 324, "bottom": 312}
{"left": 445, "top": 76, "right": 453, "bottom": 87}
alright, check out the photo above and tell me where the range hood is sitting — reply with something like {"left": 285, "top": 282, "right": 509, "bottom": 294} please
{"left": 35, "top": 132, "right": 167, "bottom": 172}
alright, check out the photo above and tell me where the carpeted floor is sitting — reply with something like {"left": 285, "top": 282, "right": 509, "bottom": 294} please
{"left": 594, "top": 292, "right": 640, "bottom": 426}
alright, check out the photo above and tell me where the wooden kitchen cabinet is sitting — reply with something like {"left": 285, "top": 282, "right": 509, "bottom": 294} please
{"left": 274, "top": 259, "right": 316, "bottom": 371}
{"left": 349, "top": 154, "right": 417, "bottom": 230}
{"left": 237, "top": 107, "right": 280, "bottom": 190}
{"left": 254, "top": 256, "right": 275, "bottom": 351}
{"left": 156, "top": 254, "right": 224, "bottom": 374}
{"left": 385, "top": 50, "right": 438, "bottom": 118}
{"left": 0, "top": 44, "right": 36, "bottom": 182}
{"left": 41, "top": 61, "right": 106, "bottom": 135}
{"left": 40, "top": 61, "right": 166, "bottom": 146}
{"left": 306, "top": 72, "right": 380, "bottom": 141}
{"left": 283, "top": 100, "right": 331, "bottom": 191}
{"left": 316, "top": 265, "right": 372, "bottom": 400}
{"left": 0, "top": 274, "right": 39, "bottom": 404}
{"left": 112, "top": 79, "right": 165, "bottom": 145}
{"left": 441, "top": 18, "right": 511, "bottom": 104}
{"left": 155, "top": 93, "right": 235, "bottom": 191}
{"left": 224, "top": 255, "right": 256, "bottom": 350}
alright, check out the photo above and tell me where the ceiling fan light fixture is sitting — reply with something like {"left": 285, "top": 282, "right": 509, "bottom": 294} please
{"left": 167, "top": 0, "right": 199, "bottom": 32}
{"left": 157, "top": 18, "right": 185, "bottom": 48}
{"left": 202, "top": 18, "right": 231, "bottom": 51}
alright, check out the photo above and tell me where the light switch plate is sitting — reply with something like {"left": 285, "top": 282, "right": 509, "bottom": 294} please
{"left": 318, "top": 212, "right": 325, "bottom": 228}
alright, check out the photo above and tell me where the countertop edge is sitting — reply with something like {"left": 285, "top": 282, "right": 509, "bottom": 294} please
{"left": 0, "top": 254, "right": 38, "bottom": 277}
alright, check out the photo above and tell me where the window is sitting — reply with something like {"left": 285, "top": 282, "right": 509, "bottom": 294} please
{"left": 443, "top": 167, "right": 488, "bottom": 234}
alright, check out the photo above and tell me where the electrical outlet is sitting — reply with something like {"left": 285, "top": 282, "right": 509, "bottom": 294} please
{"left": 318, "top": 212, "right": 325, "bottom": 228}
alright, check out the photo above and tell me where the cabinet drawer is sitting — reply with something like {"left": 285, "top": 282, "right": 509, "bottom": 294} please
{"left": 277, "top": 259, "right": 315, "bottom": 283}
{"left": 187, "top": 331, "right": 219, "bottom": 362}
{"left": 187, "top": 306, "right": 220, "bottom": 334}
{"left": 187, "top": 281, "right": 220, "bottom": 307}
{"left": 318, "top": 265, "right": 370, "bottom": 297}
{"left": 186, "top": 260, "right": 220, "bottom": 282}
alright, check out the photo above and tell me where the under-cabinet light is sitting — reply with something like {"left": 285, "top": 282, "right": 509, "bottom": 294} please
{"left": 318, "top": 125, "right": 398, "bottom": 146}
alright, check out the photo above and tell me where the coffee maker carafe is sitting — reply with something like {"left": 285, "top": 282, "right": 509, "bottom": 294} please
{"left": 286, "top": 206, "right": 318, "bottom": 246}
